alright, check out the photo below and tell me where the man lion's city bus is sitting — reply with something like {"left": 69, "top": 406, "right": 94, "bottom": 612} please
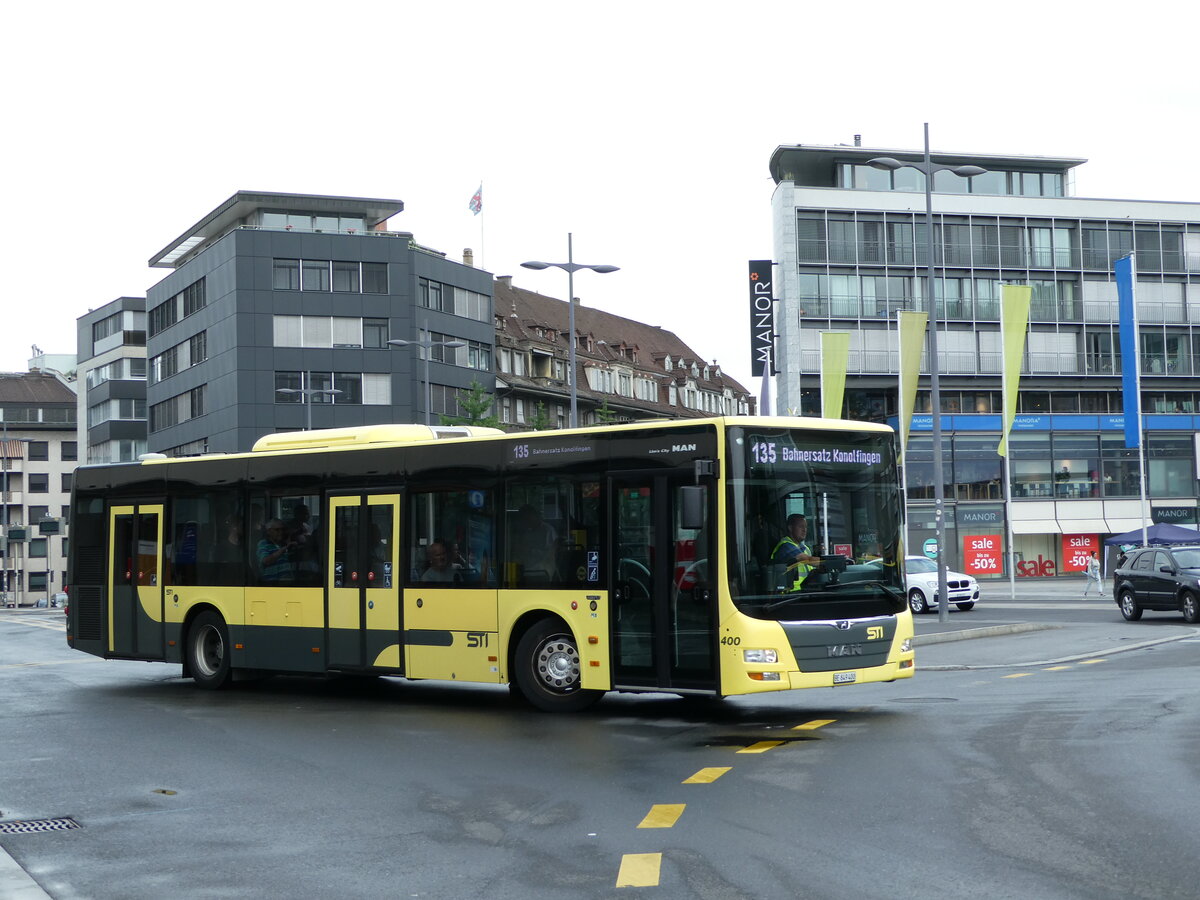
{"left": 66, "top": 417, "right": 913, "bottom": 711}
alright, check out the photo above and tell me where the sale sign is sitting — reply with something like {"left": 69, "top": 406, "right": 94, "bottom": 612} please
{"left": 963, "top": 534, "right": 1003, "bottom": 575}
{"left": 1061, "top": 533, "right": 1099, "bottom": 572}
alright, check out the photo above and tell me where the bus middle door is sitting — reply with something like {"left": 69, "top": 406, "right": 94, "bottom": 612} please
{"left": 327, "top": 494, "right": 401, "bottom": 672}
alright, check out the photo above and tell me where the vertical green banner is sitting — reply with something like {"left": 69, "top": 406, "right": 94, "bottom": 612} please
{"left": 897, "top": 311, "right": 928, "bottom": 462}
{"left": 998, "top": 284, "right": 1033, "bottom": 457}
{"left": 820, "top": 332, "right": 850, "bottom": 419}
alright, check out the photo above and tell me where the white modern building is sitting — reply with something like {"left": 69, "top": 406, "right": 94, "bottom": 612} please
{"left": 770, "top": 140, "right": 1200, "bottom": 579}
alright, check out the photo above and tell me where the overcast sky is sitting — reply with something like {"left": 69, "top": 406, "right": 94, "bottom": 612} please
{"left": 5, "top": 1, "right": 1197, "bottom": 390}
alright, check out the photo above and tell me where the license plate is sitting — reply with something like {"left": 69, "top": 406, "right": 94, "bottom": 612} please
{"left": 833, "top": 672, "right": 857, "bottom": 685}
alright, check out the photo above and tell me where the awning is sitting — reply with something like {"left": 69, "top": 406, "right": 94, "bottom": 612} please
{"left": 1011, "top": 519, "right": 1059, "bottom": 534}
{"left": 1056, "top": 519, "right": 1110, "bottom": 534}
{"left": 1104, "top": 518, "right": 1146, "bottom": 534}
{"left": 0, "top": 440, "right": 25, "bottom": 459}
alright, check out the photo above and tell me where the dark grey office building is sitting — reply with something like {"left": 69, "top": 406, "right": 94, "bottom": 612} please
{"left": 145, "top": 192, "right": 494, "bottom": 454}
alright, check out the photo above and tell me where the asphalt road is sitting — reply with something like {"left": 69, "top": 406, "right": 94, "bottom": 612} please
{"left": 2, "top": 587, "right": 1198, "bottom": 899}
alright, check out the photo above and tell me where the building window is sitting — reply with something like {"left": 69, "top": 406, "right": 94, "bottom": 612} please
{"left": 28, "top": 441, "right": 48, "bottom": 461}
{"left": 189, "top": 332, "right": 208, "bottom": 365}
{"left": 182, "top": 279, "right": 206, "bottom": 316}
{"left": 148, "top": 298, "right": 178, "bottom": 337}
{"left": 467, "top": 341, "right": 491, "bottom": 371}
{"left": 61, "top": 441, "right": 77, "bottom": 462}
{"left": 273, "top": 259, "right": 301, "bottom": 290}
{"left": 92, "top": 312, "right": 123, "bottom": 343}
{"left": 332, "top": 261, "right": 361, "bottom": 293}
{"left": 362, "top": 373, "right": 391, "bottom": 405}
{"left": 363, "top": 262, "right": 388, "bottom": 293}
{"left": 29, "top": 538, "right": 47, "bottom": 559}
{"left": 363, "top": 318, "right": 388, "bottom": 349}
{"left": 29, "top": 473, "right": 48, "bottom": 493}
{"left": 61, "top": 473, "right": 72, "bottom": 492}
{"left": 420, "top": 278, "right": 446, "bottom": 311}
{"left": 302, "top": 260, "right": 331, "bottom": 292}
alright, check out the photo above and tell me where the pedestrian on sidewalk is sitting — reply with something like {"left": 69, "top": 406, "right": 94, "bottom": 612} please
{"left": 1083, "top": 550, "right": 1103, "bottom": 596}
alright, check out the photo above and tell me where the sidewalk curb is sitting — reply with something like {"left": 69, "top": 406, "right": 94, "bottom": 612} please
{"left": 0, "top": 846, "right": 52, "bottom": 899}
{"left": 918, "top": 627, "right": 1200, "bottom": 671}
{"left": 914, "top": 623, "right": 1055, "bottom": 646}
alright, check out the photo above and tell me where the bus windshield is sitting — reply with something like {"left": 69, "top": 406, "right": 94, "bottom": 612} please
{"left": 726, "top": 425, "right": 905, "bottom": 621}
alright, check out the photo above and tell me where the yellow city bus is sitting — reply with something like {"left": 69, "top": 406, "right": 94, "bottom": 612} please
{"left": 66, "top": 417, "right": 913, "bottom": 711}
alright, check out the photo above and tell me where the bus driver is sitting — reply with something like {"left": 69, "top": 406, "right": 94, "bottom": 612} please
{"left": 771, "top": 514, "right": 821, "bottom": 591}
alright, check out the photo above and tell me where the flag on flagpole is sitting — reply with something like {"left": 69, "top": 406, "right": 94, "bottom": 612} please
{"left": 468, "top": 184, "right": 482, "bottom": 216}
{"left": 896, "top": 310, "right": 928, "bottom": 463}
{"left": 819, "top": 332, "right": 850, "bottom": 419}
{"left": 1114, "top": 255, "right": 1141, "bottom": 448}
{"left": 997, "top": 284, "right": 1032, "bottom": 457}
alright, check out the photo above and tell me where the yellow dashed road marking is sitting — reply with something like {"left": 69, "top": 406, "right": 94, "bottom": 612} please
{"left": 793, "top": 719, "right": 836, "bottom": 731}
{"left": 737, "top": 740, "right": 784, "bottom": 754}
{"left": 683, "top": 767, "right": 731, "bottom": 784}
{"left": 1079, "top": 658, "right": 1106, "bottom": 664}
{"left": 637, "top": 804, "right": 685, "bottom": 829}
{"left": 1003, "top": 673, "right": 1031, "bottom": 679}
{"left": 1044, "top": 666, "right": 1071, "bottom": 671}
{"left": 616, "top": 853, "right": 662, "bottom": 887}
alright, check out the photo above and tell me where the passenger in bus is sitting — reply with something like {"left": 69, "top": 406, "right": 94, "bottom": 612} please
{"left": 287, "top": 504, "right": 320, "bottom": 581}
{"left": 257, "top": 519, "right": 296, "bottom": 582}
{"left": 771, "top": 514, "right": 821, "bottom": 591}
{"left": 420, "top": 540, "right": 457, "bottom": 583}
{"left": 509, "top": 505, "right": 557, "bottom": 581}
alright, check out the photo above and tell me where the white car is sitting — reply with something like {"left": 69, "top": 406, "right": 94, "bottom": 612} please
{"left": 903, "top": 555, "right": 978, "bottom": 614}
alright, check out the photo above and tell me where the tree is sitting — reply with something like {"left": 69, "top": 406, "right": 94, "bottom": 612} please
{"left": 594, "top": 399, "right": 619, "bottom": 424}
{"left": 528, "top": 400, "right": 552, "bottom": 431}
{"left": 438, "top": 380, "right": 502, "bottom": 429}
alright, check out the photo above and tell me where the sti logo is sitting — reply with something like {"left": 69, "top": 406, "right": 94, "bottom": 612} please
{"left": 750, "top": 270, "right": 762, "bottom": 281}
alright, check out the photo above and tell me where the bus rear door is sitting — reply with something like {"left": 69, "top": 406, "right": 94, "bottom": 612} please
{"left": 610, "top": 474, "right": 717, "bottom": 693}
{"left": 107, "top": 504, "right": 165, "bottom": 659}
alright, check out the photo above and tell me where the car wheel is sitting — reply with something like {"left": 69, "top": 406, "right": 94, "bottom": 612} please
{"left": 512, "top": 619, "right": 603, "bottom": 713}
{"left": 1118, "top": 589, "right": 1143, "bottom": 622}
{"left": 187, "top": 610, "right": 233, "bottom": 689}
{"left": 1181, "top": 590, "right": 1200, "bottom": 624}
{"left": 955, "top": 602, "right": 975, "bottom": 611}
{"left": 908, "top": 588, "right": 929, "bottom": 615}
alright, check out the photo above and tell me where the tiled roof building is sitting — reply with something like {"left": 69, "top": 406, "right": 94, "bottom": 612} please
{"left": 492, "top": 276, "right": 754, "bottom": 429}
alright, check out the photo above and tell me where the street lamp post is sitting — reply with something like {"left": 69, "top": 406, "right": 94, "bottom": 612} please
{"left": 868, "top": 125, "right": 986, "bottom": 623}
{"left": 388, "top": 320, "right": 467, "bottom": 427}
{"left": 275, "top": 386, "right": 343, "bottom": 430}
{"left": 521, "top": 234, "right": 619, "bottom": 428}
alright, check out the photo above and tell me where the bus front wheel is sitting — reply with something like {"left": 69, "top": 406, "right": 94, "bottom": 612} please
{"left": 187, "top": 610, "right": 232, "bottom": 690}
{"left": 513, "top": 620, "right": 602, "bottom": 713}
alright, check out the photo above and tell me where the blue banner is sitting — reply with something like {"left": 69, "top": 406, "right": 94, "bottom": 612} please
{"left": 1114, "top": 255, "right": 1140, "bottom": 448}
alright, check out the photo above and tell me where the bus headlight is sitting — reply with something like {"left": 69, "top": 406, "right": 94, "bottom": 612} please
{"left": 743, "top": 649, "right": 778, "bottom": 664}
{"left": 900, "top": 638, "right": 912, "bottom": 652}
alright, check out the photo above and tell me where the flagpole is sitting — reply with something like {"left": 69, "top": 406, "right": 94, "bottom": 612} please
{"left": 1000, "top": 288, "right": 1016, "bottom": 601}
{"left": 478, "top": 180, "right": 485, "bottom": 271}
{"left": 1130, "top": 254, "right": 1149, "bottom": 547}
{"left": 895, "top": 311, "right": 909, "bottom": 557}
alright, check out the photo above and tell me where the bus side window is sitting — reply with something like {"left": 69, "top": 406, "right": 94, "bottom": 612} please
{"left": 407, "top": 488, "right": 495, "bottom": 587}
{"left": 505, "top": 477, "right": 603, "bottom": 590}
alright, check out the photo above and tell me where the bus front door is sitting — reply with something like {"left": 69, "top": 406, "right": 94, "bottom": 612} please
{"left": 327, "top": 494, "right": 401, "bottom": 672}
{"left": 107, "top": 504, "right": 165, "bottom": 659}
{"left": 610, "top": 475, "right": 717, "bottom": 692}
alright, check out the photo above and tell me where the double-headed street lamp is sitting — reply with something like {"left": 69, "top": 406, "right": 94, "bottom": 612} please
{"left": 522, "top": 234, "right": 619, "bottom": 429}
{"left": 275, "top": 386, "right": 343, "bottom": 431}
{"left": 388, "top": 320, "right": 466, "bottom": 427}
{"left": 868, "top": 125, "right": 986, "bottom": 623}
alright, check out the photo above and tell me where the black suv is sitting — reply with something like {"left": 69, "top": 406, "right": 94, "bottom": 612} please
{"left": 1112, "top": 544, "right": 1200, "bottom": 623}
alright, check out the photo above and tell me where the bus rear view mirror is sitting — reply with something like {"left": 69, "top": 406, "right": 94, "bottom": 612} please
{"left": 680, "top": 485, "right": 705, "bottom": 531}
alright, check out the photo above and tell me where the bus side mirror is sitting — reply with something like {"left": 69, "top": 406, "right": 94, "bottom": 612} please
{"left": 680, "top": 486, "right": 705, "bottom": 531}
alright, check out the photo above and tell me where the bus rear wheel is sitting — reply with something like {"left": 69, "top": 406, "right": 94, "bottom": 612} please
{"left": 513, "top": 620, "right": 602, "bottom": 713}
{"left": 188, "top": 610, "right": 232, "bottom": 689}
